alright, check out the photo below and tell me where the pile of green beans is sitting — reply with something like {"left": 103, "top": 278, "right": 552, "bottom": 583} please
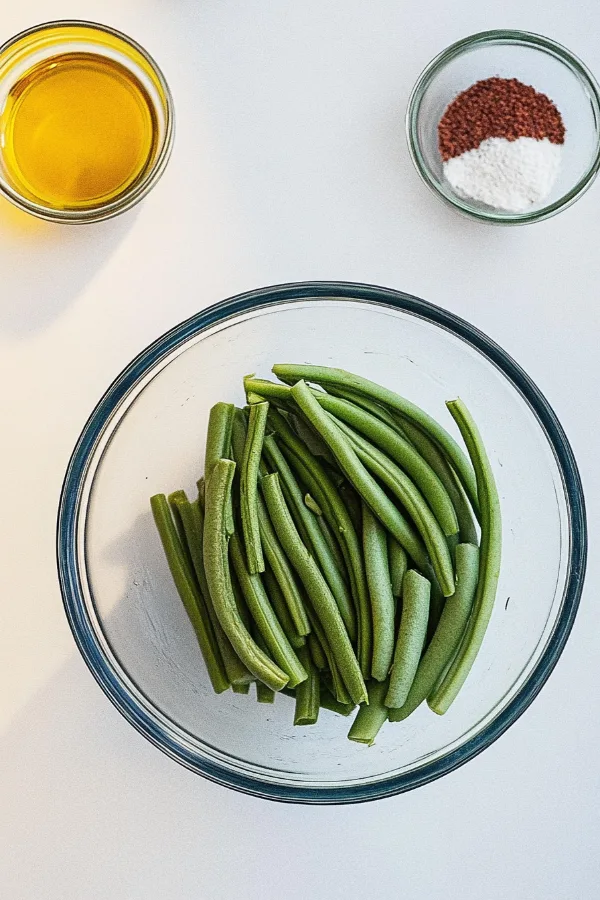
{"left": 151, "top": 364, "right": 501, "bottom": 745}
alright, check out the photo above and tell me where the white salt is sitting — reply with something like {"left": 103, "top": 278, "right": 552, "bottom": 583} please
{"left": 443, "top": 136, "right": 563, "bottom": 213}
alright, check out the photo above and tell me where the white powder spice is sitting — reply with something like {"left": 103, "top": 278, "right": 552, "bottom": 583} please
{"left": 443, "top": 136, "right": 563, "bottom": 213}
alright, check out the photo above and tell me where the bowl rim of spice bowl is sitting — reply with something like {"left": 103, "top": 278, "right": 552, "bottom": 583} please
{"left": 0, "top": 19, "right": 175, "bottom": 224}
{"left": 57, "top": 281, "right": 587, "bottom": 804}
{"left": 406, "top": 29, "right": 600, "bottom": 225}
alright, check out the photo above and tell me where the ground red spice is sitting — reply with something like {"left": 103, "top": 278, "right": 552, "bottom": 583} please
{"left": 438, "top": 77, "right": 565, "bottom": 162}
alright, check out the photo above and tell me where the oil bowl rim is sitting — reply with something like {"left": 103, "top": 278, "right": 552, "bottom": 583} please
{"left": 0, "top": 18, "right": 175, "bottom": 224}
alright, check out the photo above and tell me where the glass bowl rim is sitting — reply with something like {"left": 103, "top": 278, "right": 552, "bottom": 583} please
{"left": 57, "top": 281, "right": 587, "bottom": 803}
{"left": 405, "top": 29, "right": 600, "bottom": 225}
{"left": 0, "top": 18, "right": 175, "bottom": 224}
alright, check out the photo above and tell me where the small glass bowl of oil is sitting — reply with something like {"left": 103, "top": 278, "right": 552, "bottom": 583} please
{"left": 0, "top": 20, "right": 174, "bottom": 223}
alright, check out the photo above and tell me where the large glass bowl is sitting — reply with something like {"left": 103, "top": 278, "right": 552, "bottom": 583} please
{"left": 57, "top": 282, "right": 586, "bottom": 803}
{"left": 406, "top": 30, "right": 600, "bottom": 224}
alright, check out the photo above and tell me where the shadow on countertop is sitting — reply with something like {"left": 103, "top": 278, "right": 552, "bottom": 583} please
{"left": 0, "top": 196, "right": 138, "bottom": 338}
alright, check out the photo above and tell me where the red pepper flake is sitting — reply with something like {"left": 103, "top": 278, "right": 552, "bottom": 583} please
{"left": 438, "top": 77, "right": 565, "bottom": 162}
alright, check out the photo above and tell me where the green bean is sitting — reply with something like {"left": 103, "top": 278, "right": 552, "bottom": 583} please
{"left": 257, "top": 496, "right": 311, "bottom": 637}
{"left": 393, "top": 416, "right": 479, "bottom": 547}
{"left": 316, "top": 514, "right": 348, "bottom": 582}
{"left": 229, "top": 533, "right": 307, "bottom": 689}
{"left": 299, "top": 380, "right": 456, "bottom": 539}
{"left": 324, "top": 398, "right": 458, "bottom": 538}
{"left": 196, "top": 477, "right": 205, "bottom": 511}
{"left": 326, "top": 383, "right": 403, "bottom": 428}
{"left": 267, "top": 410, "right": 372, "bottom": 676}
{"left": 251, "top": 627, "right": 276, "bottom": 703}
{"left": 261, "top": 473, "right": 368, "bottom": 705}
{"left": 231, "top": 566, "right": 253, "bottom": 633}
{"left": 428, "top": 400, "right": 501, "bottom": 714}
{"left": 426, "top": 574, "right": 445, "bottom": 644}
{"left": 334, "top": 416, "right": 454, "bottom": 594}
{"left": 294, "top": 646, "right": 320, "bottom": 725}
{"left": 150, "top": 494, "right": 230, "bottom": 694}
{"left": 320, "top": 685, "right": 356, "bottom": 717}
{"left": 290, "top": 380, "right": 429, "bottom": 571}
{"left": 263, "top": 433, "right": 356, "bottom": 642}
{"left": 246, "top": 377, "right": 459, "bottom": 538}
{"left": 388, "top": 537, "right": 408, "bottom": 600}
{"left": 167, "top": 490, "right": 194, "bottom": 567}
{"left": 204, "top": 403, "right": 235, "bottom": 534}
{"left": 362, "top": 504, "right": 396, "bottom": 681}
{"left": 263, "top": 566, "right": 306, "bottom": 649}
{"left": 303, "top": 605, "right": 349, "bottom": 703}
{"left": 239, "top": 401, "right": 269, "bottom": 573}
{"left": 304, "top": 493, "right": 323, "bottom": 516}
{"left": 256, "top": 682, "right": 275, "bottom": 703}
{"left": 330, "top": 659, "right": 352, "bottom": 705}
{"left": 389, "top": 543, "right": 480, "bottom": 721}
{"left": 231, "top": 682, "right": 251, "bottom": 694}
{"left": 338, "top": 481, "right": 362, "bottom": 534}
{"left": 205, "top": 402, "right": 235, "bottom": 478}
{"left": 170, "top": 491, "right": 253, "bottom": 686}
{"left": 272, "top": 364, "right": 480, "bottom": 518}
{"left": 232, "top": 409, "right": 312, "bottom": 639}
{"left": 288, "top": 409, "right": 337, "bottom": 466}
{"left": 348, "top": 680, "right": 389, "bottom": 746}
{"left": 385, "top": 570, "right": 431, "bottom": 708}
{"left": 307, "top": 631, "right": 327, "bottom": 670}
{"left": 202, "top": 459, "right": 288, "bottom": 691}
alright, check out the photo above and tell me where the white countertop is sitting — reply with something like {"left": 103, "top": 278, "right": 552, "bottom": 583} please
{"left": 1, "top": 2, "right": 599, "bottom": 898}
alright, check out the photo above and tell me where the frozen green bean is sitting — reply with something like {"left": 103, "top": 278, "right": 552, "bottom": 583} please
{"left": 256, "top": 682, "right": 275, "bottom": 703}
{"left": 290, "top": 380, "right": 429, "bottom": 571}
{"left": 386, "top": 570, "right": 431, "bottom": 708}
{"left": 170, "top": 491, "right": 253, "bottom": 686}
{"left": 240, "top": 401, "right": 269, "bottom": 573}
{"left": 389, "top": 543, "right": 480, "bottom": 721}
{"left": 263, "top": 433, "right": 356, "bottom": 641}
{"left": 395, "top": 416, "right": 479, "bottom": 547}
{"left": 362, "top": 504, "right": 396, "bottom": 681}
{"left": 261, "top": 472, "right": 368, "bottom": 705}
{"left": 307, "top": 631, "right": 327, "bottom": 671}
{"left": 263, "top": 566, "right": 306, "bottom": 649}
{"left": 388, "top": 537, "right": 408, "bottom": 600}
{"left": 202, "top": 459, "right": 288, "bottom": 691}
{"left": 304, "top": 493, "right": 323, "bottom": 516}
{"left": 272, "top": 364, "right": 479, "bottom": 518}
{"left": 205, "top": 403, "right": 235, "bottom": 478}
{"left": 294, "top": 646, "right": 320, "bottom": 725}
{"left": 246, "top": 376, "right": 459, "bottom": 538}
{"left": 150, "top": 494, "right": 230, "bottom": 694}
{"left": 428, "top": 400, "right": 501, "bottom": 714}
{"left": 348, "top": 680, "right": 389, "bottom": 746}
{"left": 320, "top": 686, "right": 356, "bottom": 717}
{"left": 267, "top": 410, "right": 372, "bottom": 676}
{"left": 204, "top": 403, "right": 235, "bottom": 535}
{"left": 316, "top": 514, "right": 348, "bottom": 582}
{"left": 334, "top": 417, "right": 454, "bottom": 594}
{"left": 232, "top": 409, "right": 311, "bottom": 638}
{"left": 229, "top": 533, "right": 307, "bottom": 688}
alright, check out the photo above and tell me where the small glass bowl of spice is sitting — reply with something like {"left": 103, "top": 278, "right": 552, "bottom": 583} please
{"left": 406, "top": 30, "right": 600, "bottom": 224}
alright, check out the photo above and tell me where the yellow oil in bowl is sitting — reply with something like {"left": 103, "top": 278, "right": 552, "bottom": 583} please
{"left": 0, "top": 22, "right": 174, "bottom": 222}
{"left": 1, "top": 53, "right": 158, "bottom": 209}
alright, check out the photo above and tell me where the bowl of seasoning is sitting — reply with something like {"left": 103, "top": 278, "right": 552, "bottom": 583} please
{"left": 0, "top": 20, "right": 174, "bottom": 223}
{"left": 406, "top": 30, "right": 600, "bottom": 224}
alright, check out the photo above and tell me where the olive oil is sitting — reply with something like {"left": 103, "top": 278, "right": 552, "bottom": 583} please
{"left": 0, "top": 52, "right": 158, "bottom": 210}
